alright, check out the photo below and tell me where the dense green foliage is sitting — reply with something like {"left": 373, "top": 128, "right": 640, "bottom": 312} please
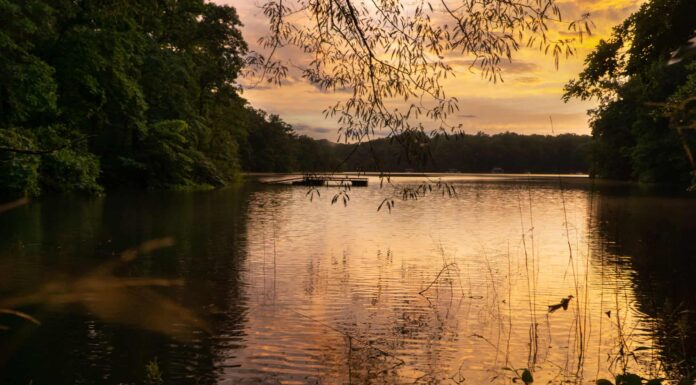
{"left": 564, "top": 0, "right": 696, "bottom": 185}
{"left": 0, "top": 0, "right": 249, "bottom": 197}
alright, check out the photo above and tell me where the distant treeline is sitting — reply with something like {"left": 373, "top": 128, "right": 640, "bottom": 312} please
{"left": 246, "top": 124, "right": 591, "bottom": 174}
{"left": 339, "top": 132, "right": 591, "bottom": 173}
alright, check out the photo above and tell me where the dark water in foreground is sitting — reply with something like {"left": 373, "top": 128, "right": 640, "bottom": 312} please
{"left": 0, "top": 175, "right": 695, "bottom": 385}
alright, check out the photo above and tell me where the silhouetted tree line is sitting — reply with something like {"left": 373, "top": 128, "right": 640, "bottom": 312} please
{"left": 329, "top": 132, "right": 591, "bottom": 173}
{"left": 239, "top": 126, "right": 591, "bottom": 174}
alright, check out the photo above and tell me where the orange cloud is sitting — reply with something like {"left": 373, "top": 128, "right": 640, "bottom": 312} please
{"left": 220, "top": 0, "right": 642, "bottom": 139}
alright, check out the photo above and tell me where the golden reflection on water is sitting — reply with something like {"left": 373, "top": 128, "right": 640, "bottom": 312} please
{"left": 222, "top": 176, "right": 656, "bottom": 384}
{"left": 0, "top": 175, "right": 694, "bottom": 384}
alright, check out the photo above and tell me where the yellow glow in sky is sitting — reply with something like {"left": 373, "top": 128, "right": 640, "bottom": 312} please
{"left": 218, "top": 0, "right": 644, "bottom": 139}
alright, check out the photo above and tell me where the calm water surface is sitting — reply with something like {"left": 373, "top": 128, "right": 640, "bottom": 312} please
{"left": 1, "top": 175, "right": 695, "bottom": 385}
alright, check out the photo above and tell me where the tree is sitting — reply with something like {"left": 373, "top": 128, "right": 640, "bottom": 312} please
{"left": 240, "top": 108, "right": 298, "bottom": 172}
{"left": 0, "top": 0, "right": 249, "bottom": 196}
{"left": 0, "top": 0, "right": 57, "bottom": 128}
{"left": 664, "top": 62, "right": 696, "bottom": 189}
{"left": 563, "top": 0, "right": 696, "bottom": 184}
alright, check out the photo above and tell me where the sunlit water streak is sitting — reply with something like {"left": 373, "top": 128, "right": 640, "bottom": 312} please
{"left": 0, "top": 175, "right": 694, "bottom": 385}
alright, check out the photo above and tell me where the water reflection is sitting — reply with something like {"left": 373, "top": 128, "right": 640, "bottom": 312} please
{"left": 0, "top": 187, "right": 252, "bottom": 384}
{"left": 0, "top": 176, "right": 694, "bottom": 384}
{"left": 594, "top": 187, "right": 696, "bottom": 379}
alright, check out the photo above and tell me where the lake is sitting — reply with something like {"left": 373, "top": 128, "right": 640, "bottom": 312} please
{"left": 1, "top": 174, "right": 695, "bottom": 385}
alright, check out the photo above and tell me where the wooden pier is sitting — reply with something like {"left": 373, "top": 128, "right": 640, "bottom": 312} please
{"left": 263, "top": 175, "right": 369, "bottom": 187}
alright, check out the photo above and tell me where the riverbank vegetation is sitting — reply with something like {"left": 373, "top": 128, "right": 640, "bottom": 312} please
{"left": 563, "top": 0, "right": 696, "bottom": 186}
{"left": 0, "top": 0, "right": 250, "bottom": 197}
{"left": 1, "top": 0, "right": 695, "bottom": 199}
{"left": 0, "top": 0, "right": 591, "bottom": 199}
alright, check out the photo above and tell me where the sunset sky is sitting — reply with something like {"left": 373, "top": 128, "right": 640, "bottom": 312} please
{"left": 218, "top": 0, "right": 643, "bottom": 140}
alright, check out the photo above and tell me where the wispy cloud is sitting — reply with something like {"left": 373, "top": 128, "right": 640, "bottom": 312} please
{"left": 515, "top": 76, "right": 542, "bottom": 84}
{"left": 294, "top": 124, "right": 335, "bottom": 135}
{"left": 220, "top": 0, "right": 641, "bottom": 139}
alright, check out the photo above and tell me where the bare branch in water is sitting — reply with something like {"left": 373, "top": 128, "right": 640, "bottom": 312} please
{"left": 0, "top": 237, "right": 209, "bottom": 338}
{"left": 0, "top": 197, "right": 30, "bottom": 214}
{"left": 0, "top": 309, "right": 41, "bottom": 326}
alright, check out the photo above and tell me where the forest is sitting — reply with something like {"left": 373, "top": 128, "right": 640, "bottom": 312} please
{"left": 0, "top": 0, "right": 694, "bottom": 198}
{"left": 236, "top": 123, "right": 592, "bottom": 174}
{"left": 312, "top": 132, "right": 591, "bottom": 174}
{"left": 0, "top": 0, "right": 253, "bottom": 198}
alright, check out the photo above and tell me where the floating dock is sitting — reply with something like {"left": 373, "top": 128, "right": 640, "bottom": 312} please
{"left": 263, "top": 175, "right": 368, "bottom": 187}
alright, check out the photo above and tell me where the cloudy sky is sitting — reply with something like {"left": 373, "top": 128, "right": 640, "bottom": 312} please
{"left": 216, "top": 0, "right": 643, "bottom": 140}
